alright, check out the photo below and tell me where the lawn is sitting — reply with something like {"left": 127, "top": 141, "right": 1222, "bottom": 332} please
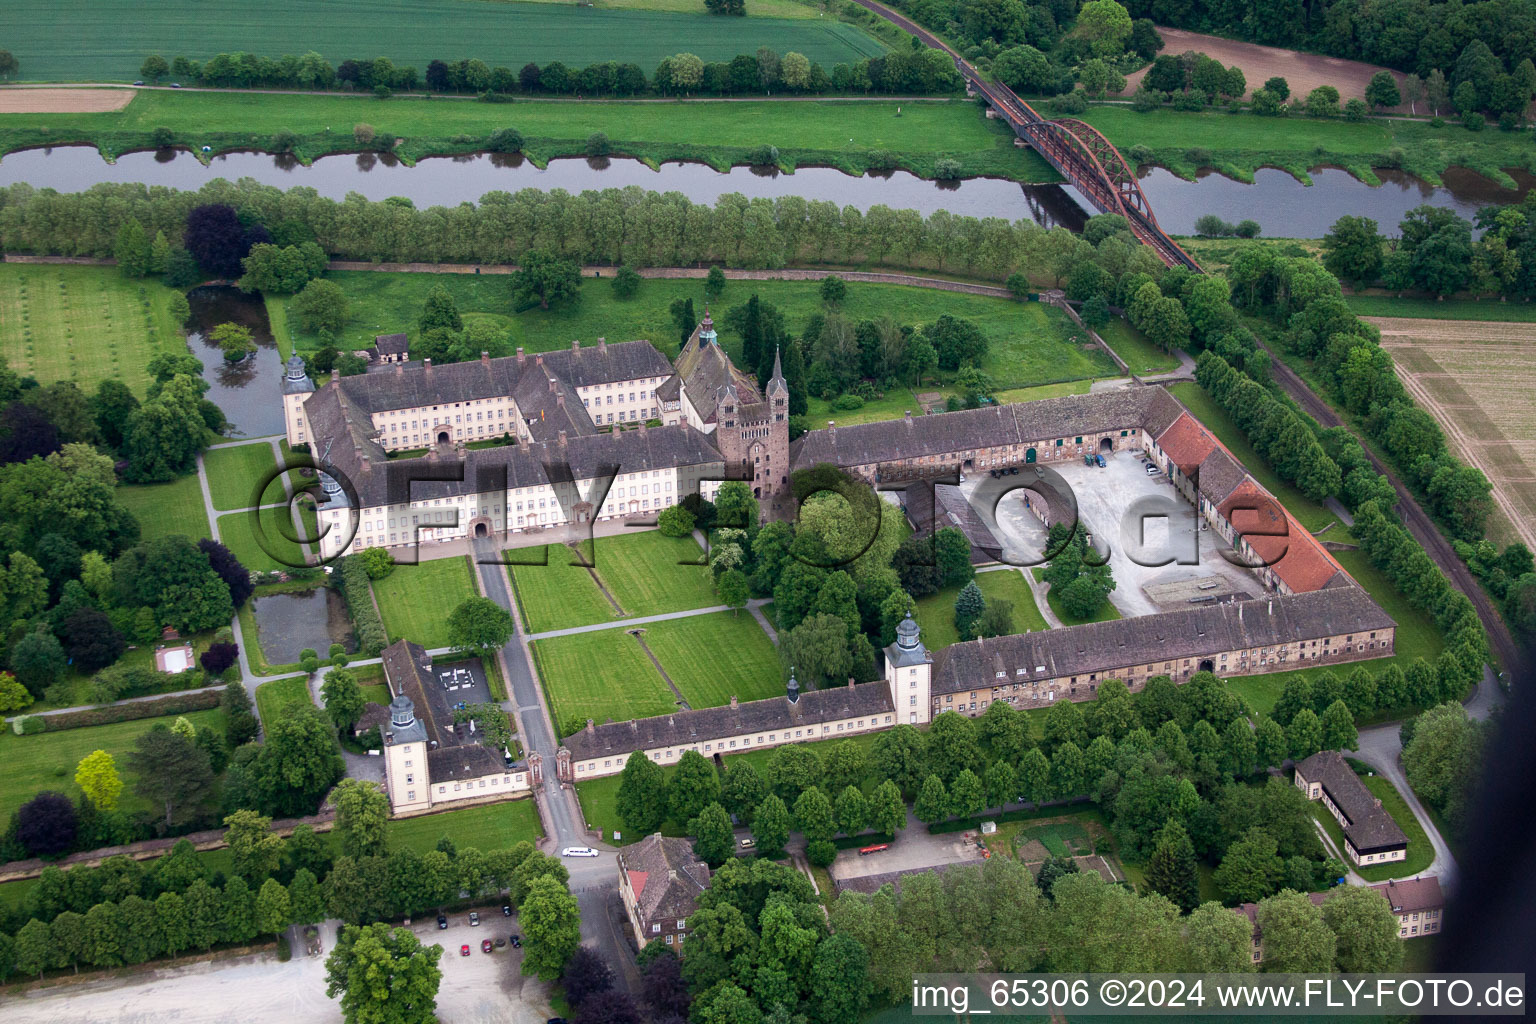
{"left": 5, "top": 0, "right": 884, "bottom": 82}
{"left": 913, "top": 569, "right": 1047, "bottom": 650}
{"left": 269, "top": 275, "right": 1108, "bottom": 393}
{"left": 204, "top": 441, "right": 280, "bottom": 512}
{"left": 1344, "top": 295, "right": 1536, "bottom": 322}
{"left": 589, "top": 531, "right": 717, "bottom": 617}
{"left": 385, "top": 798, "right": 542, "bottom": 855}
{"left": 0, "top": 706, "right": 227, "bottom": 822}
{"left": 216, "top": 505, "right": 308, "bottom": 572}
{"left": 640, "top": 612, "right": 783, "bottom": 708}
{"left": 1356, "top": 773, "right": 1434, "bottom": 881}
{"left": 0, "top": 264, "right": 188, "bottom": 395}
{"left": 254, "top": 674, "right": 314, "bottom": 728}
{"left": 373, "top": 555, "right": 478, "bottom": 649}
{"left": 994, "top": 379, "right": 1095, "bottom": 404}
{"left": 508, "top": 543, "right": 621, "bottom": 634}
{"left": 115, "top": 476, "right": 212, "bottom": 542}
{"left": 1095, "top": 317, "right": 1180, "bottom": 376}
{"left": 1031, "top": 568, "right": 1121, "bottom": 627}
{"left": 530, "top": 628, "right": 678, "bottom": 737}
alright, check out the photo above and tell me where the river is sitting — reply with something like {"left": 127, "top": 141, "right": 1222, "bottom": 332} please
{"left": 0, "top": 145, "right": 1528, "bottom": 237}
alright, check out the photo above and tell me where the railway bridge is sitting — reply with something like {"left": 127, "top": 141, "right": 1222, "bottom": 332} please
{"left": 850, "top": 0, "right": 1201, "bottom": 270}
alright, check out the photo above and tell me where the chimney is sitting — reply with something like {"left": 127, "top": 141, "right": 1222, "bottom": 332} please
{"left": 556, "top": 392, "right": 565, "bottom": 409}
{"left": 668, "top": 869, "right": 677, "bottom": 881}
{"left": 548, "top": 376, "right": 557, "bottom": 393}
{"left": 598, "top": 337, "right": 607, "bottom": 354}
{"left": 586, "top": 718, "right": 594, "bottom": 733}
{"left": 571, "top": 339, "right": 580, "bottom": 354}
{"left": 637, "top": 419, "right": 647, "bottom": 435}
{"left": 329, "top": 375, "right": 340, "bottom": 390}
{"left": 848, "top": 677, "right": 855, "bottom": 690}
{"left": 516, "top": 347, "right": 526, "bottom": 367}
{"left": 481, "top": 350, "right": 490, "bottom": 366}
{"left": 558, "top": 429, "right": 567, "bottom": 447}
{"left": 423, "top": 357, "right": 433, "bottom": 375}
{"left": 394, "top": 362, "right": 403, "bottom": 377}
{"left": 828, "top": 420, "right": 836, "bottom": 441}
{"left": 536, "top": 353, "right": 544, "bottom": 368}
{"left": 729, "top": 695, "right": 737, "bottom": 708}
{"left": 904, "top": 410, "right": 912, "bottom": 423}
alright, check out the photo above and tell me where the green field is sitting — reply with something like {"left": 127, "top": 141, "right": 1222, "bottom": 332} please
{"left": 640, "top": 612, "right": 783, "bottom": 707}
{"left": 385, "top": 797, "right": 543, "bottom": 855}
{"left": 204, "top": 441, "right": 280, "bottom": 512}
{"left": 1344, "top": 295, "right": 1536, "bottom": 322}
{"left": 0, "top": 706, "right": 227, "bottom": 822}
{"left": 116, "top": 476, "right": 212, "bottom": 542}
{"left": 913, "top": 568, "right": 1047, "bottom": 650}
{"left": 531, "top": 628, "right": 679, "bottom": 735}
{"left": 0, "top": 264, "right": 189, "bottom": 395}
{"left": 270, "top": 273, "right": 1106, "bottom": 396}
{"left": 254, "top": 674, "right": 314, "bottom": 728}
{"left": 216, "top": 505, "right": 308, "bottom": 572}
{"left": 6, "top": 0, "right": 884, "bottom": 82}
{"left": 589, "top": 531, "right": 716, "bottom": 617}
{"left": 1095, "top": 317, "right": 1180, "bottom": 376}
{"left": 508, "top": 543, "right": 620, "bottom": 634}
{"left": 373, "top": 555, "right": 478, "bottom": 649}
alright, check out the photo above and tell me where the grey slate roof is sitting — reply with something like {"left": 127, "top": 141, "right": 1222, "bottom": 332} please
{"left": 282, "top": 353, "right": 315, "bottom": 395}
{"left": 427, "top": 743, "right": 507, "bottom": 782}
{"left": 929, "top": 585, "right": 1394, "bottom": 693}
{"left": 620, "top": 834, "right": 711, "bottom": 927}
{"left": 903, "top": 483, "right": 1002, "bottom": 563}
{"left": 1297, "top": 750, "right": 1409, "bottom": 853}
{"left": 669, "top": 329, "right": 762, "bottom": 426}
{"left": 1196, "top": 446, "right": 1249, "bottom": 507}
{"left": 381, "top": 640, "right": 482, "bottom": 751}
{"left": 374, "top": 333, "right": 410, "bottom": 356}
{"left": 564, "top": 683, "right": 895, "bottom": 761}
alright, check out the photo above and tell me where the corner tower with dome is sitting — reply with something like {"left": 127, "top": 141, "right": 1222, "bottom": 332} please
{"left": 884, "top": 612, "right": 933, "bottom": 726}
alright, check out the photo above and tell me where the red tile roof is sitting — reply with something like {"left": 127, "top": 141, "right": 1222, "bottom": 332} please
{"left": 628, "top": 869, "right": 649, "bottom": 899}
{"left": 1218, "top": 480, "right": 1345, "bottom": 594}
{"left": 1155, "top": 412, "right": 1220, "bottom": 476}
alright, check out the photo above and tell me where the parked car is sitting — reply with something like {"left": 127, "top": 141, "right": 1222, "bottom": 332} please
{"left": 481, "top": 939, "right": 494, "bottom": 953}
{"left": 1094, "top": 453, "right": 1106, "bottom": 467}
{"left": 469, "top": 911, "right": 480, "bottom": 926}
{"left": 436, "top": 912, "right": 448, "bottom": 930}
{"left": 501, "top": 904, "right": 512, "bottom": 917}
{"left": 739, "top": 837, "right": 755, "bottom": 849}
{"left": 989, "top": 469, "right": 998, "bottom": 478}
{"left": 1145, "top": 463, "right": 1159, "bottom": 475}
{"left": 132, "top": 80, "right": 144, "bottom": 86}
{"left": 460, "top": 944, "right": 471, "bottom": 957}
{"left": 511, "top": 934, "right": 522, "bottom": 948}
{"left": 169, "top": 82, "right": 181, "bottom": 87}
{"left": 561, "top": 847, "right": 599, "bottom": 858}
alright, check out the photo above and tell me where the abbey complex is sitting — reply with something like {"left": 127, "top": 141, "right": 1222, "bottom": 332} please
{"left": 286, "top": 318, "right": 1394, "bottom": 801}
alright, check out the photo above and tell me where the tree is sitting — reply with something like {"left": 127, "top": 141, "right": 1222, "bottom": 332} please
{"left": 1365, "top": 70, "right": 1401, "bottom": 110}
{"left": 616, "top": 752, "right": 668, "bottom": 837}
{"left": 925, "top": 314, "right": 987, "bottom": 370}
{"left": 1183, "top": 901, "right": 1257, "bottom": 972}
{"left": 514, "top": 249, "right": 583, "bottom": 310}
{"left": 860, "top": 779, "right": 902, "bottom": 837}
{"left": 953, "top": 580, "right": 985, "bottom": 641}
{"left": 692, "top": 802, "right": 735, "bottom": 867}
{"left": 563, "top": 945, "right": 615, "bottom": 1009}
{"left": 140, "top": 55, "right": 170, "bottom": 83}
{"left": 225, "top": 809, "right": 286, "bottom": 883}
{"left": 811, "top": 933, "right": 872, "bottom": 1024}
{"left": 127, "top": 726, "right": 214, "bottom": 830}
{"left": 75, "top": 750, "right": 123, "bottom": 812}
{"left": 184, "top": 204, "right": 247, "bottom": 277}
{"left": 16, "top": 792, "right": 77, "bottom": 856}
{"left": 669, "top": 750, "right": 721, "bottom": 825}
{"left": 779, "top": 613, "right": 852, "bottom": 688}
{"left": 334, "top": 779, "right": 391, "bottom": 859}
{"left": 251, "top": 702, "right": 345, "bottom": 817}
{"left": 326, "top": 922, "right": 444, "bottom": 1024}
{"left": 321, "top": 667, "right": 366, "bottom": 732}
{"left": 1306, "top": 85, "right": 1341, "bottom": 117}
{"left": 793, "top": 786, "right": 836, "bottom": 843}
{"left": 913, "top": 774, "right": 949, "bottom": 825}
{"left": 1255, "top": 889, "right": 1336, "bottom": 971}
{"left": 1075, "top": 0, "right": 1134, "bottom": 56}
{"left": 1286, "top": 707, "right": 1324, "bottom": 760}
{"left": 198, "top": 538, "right": 255, "bottom": 608}
{"left": 114, "top": 220, "right": 152, "bottom": 278}
{"left": 949, "top": 768, "right": 985, "bottom": 820}
{"left": 156, "top": 891, "right": 192, "bottom": 957}
{"left": 0, "top": 672, "right": 32, "bottom": 713}
{"left": 611, "top": 265, "right": 642, "bottom": 299}
{"left": 706, "top": 266, "right": 727, "bottom": 297}
{"left": 293, "top": 278, "right": 349, "bottom": 335}
{"left": 1320, "top": 700, "right": 1358, "bottom": 751}
{"left": 720, "top": 761, "right": 767, "bottom": 823}
{"left": 522, "top": 874, "right": 581, "bottom": 980}
{"left": 223, "top": 679, "right": 259, "bottom": 746}
{"left": 819, "top": 274, "right": 847, "bottom": 307}
{"left": 1214, "top": 827, "right": 1285, "bottom": 904}
{"left": 1322, "top": 216, "right": 1384, "bottom": 287}
{"left": 446, "top": 597, "right": 514, "bottom": 656}
{"left": 1144, "top": 819, "right": 1199, "bottom": 913}
{"left": 832, "top": 785, "right": 868, "bottom": 837}
{"left": 751, "top": 793, "right": 792, "bottom": 858}
{"left": 15, "top": 919, "right": 53, "bottom": 979}
{"left": 255, "top": 878, "right": 291, "bottom": 938}
{"left": 1322, "top": 884, "right": 1403, "bottom": 972}
{"left": 10, "top": 627, "right": 66, "bottom": 697}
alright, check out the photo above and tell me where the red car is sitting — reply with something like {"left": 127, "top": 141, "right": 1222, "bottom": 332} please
{"left": 481, "top": 939, "right": 494, "bottom": 953}
{"left": 459, "top": 944, "right": 471, "bottom": 957}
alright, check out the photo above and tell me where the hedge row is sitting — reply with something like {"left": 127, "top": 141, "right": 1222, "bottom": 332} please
{"left": 335, "top": 557, "right": 386, "bottom": 657}
{"left": 27, "top": 688, "right": 225, "bottom": 733}
{"left": 925, "top": 797, "right": 1093, "bottom": 834}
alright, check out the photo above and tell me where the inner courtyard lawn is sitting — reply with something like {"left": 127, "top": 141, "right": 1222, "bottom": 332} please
{"left": 203, "top": 441, "right": 280, "bottom": 512}
{"left": 913, "top": 568, "right": 1047, "bottom": 650}
{"left": 588, "top": 532, "right": 716, "bottom": 617}
{"left": 0, "top": 706, "right": 227, "bottom": 823}
{"left": 530, "top": 628, "right": 678, "bottom": 737}
{"left": 384, "top": 797, "right": 542, "bottom": 855}
{"left": 1095, "top": 318, "right": 1180, "bottom": 376}
{"left": 0, "top": 264, "right": 188, "bottom": 395}
{"left": 115, "top": 476, "right": 212, "bottom": 542}
{"left": 640, "top": 612, "right": 783, "bottom": 708}
{"left": 372, "top": 555, "right": 478, "bottom": 650}
{"left": 254, "top": 674, "right": 314, "bottom": 728}
{"left": 508, "top": 543, "right": 620, "bottom": 633}
{"left": 273, "top": 273, "right": 1113, "bottom": 392}
{"left": 216, "top": 506, "right": 307, "bottom": 572}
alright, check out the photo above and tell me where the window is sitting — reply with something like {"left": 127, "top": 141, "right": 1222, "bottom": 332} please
{"left": 652, "top": 923, "right": 661, "bottom": 934}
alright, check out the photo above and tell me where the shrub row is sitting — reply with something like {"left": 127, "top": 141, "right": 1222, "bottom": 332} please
{"left": 335, "top": 557, "right": 386, "bottom": 657}
{"left": 30, "top": 688, "right": 225, "bottom": 733}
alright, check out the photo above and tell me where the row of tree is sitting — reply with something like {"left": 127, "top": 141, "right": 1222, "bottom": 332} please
{"left": 143, "top": 47, "right": 962, "bottom": 98}
{"left": 1324, "top": 200, "right": 1536, "bottom": 302}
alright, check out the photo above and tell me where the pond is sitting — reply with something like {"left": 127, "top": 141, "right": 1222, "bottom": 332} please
{"left": 249, "top": 587, "right": 356, "bottom": 666}
{"left": 185, "top": 285, "right": 286, "bottom": 437}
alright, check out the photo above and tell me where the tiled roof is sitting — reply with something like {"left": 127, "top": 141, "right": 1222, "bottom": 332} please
{"left": 620, "top": 834, "right": 710, "bottom": 926}
{"left": 427, "top": 743, "right": 506, "bottom": 782}
{"left": 374, "top": 333, "right": 410, "bottom": 355}
{"left": 1196, "top": 447, "right": 1248, "bottom": 506}
{"left": 902, "top": 483, "right": 1002, "bottom": 563}
{"left": 670, "top": 328, "right": 761, "bottom": 426}
{"left": 1296, "top": 751, "right": 1409, "bottom": 852}
{"left": 1219, "top": 480, "right": 1346, "bottom": 594}
{"left": 1371, "top": 876, "right": 1444, "bottom": 914}
{"left": 565, "top": 682, "right": 895, "bottom": 761}
{"left": 1155, "top": 412, "right": 1220, "bottom": 476}
{"left": 928, "top": 585, "right": 1394, "bottom": 693}
{"left": 381, "top": 639, "right": 478, "bottom": 751}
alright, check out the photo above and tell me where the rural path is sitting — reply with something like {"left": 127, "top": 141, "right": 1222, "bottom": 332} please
{"left": 0, "top": 82, "right": 952, "bottom": 104}
{"left": 1310, "top": 819, "right": 1368, "bottom": 886}
{"left": 523, "top": 602, "right": 735, "bottom": 641}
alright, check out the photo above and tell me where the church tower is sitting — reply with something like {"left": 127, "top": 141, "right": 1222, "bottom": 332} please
{"left": 763, "top": 346, "right": 790, "bottom": 500}
{"left": 884, "top": 613, "right": 932, "bottom": 725}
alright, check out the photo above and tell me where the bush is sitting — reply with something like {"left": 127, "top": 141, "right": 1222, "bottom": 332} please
{"left": 747, "top": 144, "right": 780, "bottom": 166}
{"left": 14, "top": 714, "right": 47, "bottom": 735}
{"left": 611, "top": 266, "right": 642, "bottom": 299}
{"left": 373, "top": 84, "right": 392, "bottom": 99}
{"left": 269, "top": 130, "right": 299, "bottom": 154}
{"left": 151, "top": 126, "right": 175, "bottom": 147}
{"left": 359, "top": 547, "right": 396, "bottom": 580}
{"left": 864, "top": 149, "right": 898, "bottom": 171}
{"left": 1051, "top": 91, "right": 1088, "bottom": 115}
{"left": 1128, "top": 143, "right": 1153, "bottom": 165}
{"left": 1130, "top": 86, "right": 1164, "bottom": 111}
{"left": 1499, "top": 112, "right": 1523, "bottom": 131}
{"left": 1185, "top": 146, "right": 1212, "bottom": 165}
{"left": 933, "top": 158, "right": 963, "bottom": 180}
{"left": 806, "top": 839, "right": 836, "bottom": 867}
{"left": 39, "top": 689, "right": 223, "bottom": 732}
{"left": 336, "top": 556, "right": 387, "bottom": 656}
{"left": 1194, "top": 214, "right": 1235, "bottom": 237}
{"left": 1234, "top": 219, "right": 1261, "bottom": 238}
{"left": 657, "top": 504, "right": 695, "bottom": 538}
{"left": 1171, "top": 87, "right": 1207, "bottom": 111}
{"left": 1343, "top": 97, "right": 1368, "bottom": 122}
{"left": 487, "top": 127, "right": 525, "bottom": 153}
{"left": 1462, "top": 111, "right": 1485, "bottom": 131}
{"left": 584, "top": 132, "right": 610, "bottom": 157}
{"left": 831, "top": 394, "right": 865, "bottom": 411}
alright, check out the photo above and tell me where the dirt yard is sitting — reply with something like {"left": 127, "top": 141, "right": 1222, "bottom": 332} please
{"left": 1368, "top": 316, "right": 1536, "bottom": 549}
{"left": 1116, "top": 27, "right": 1410, "bottom": 112}
{"left": 0, "top": 87, "right": 135, "bottom": 113}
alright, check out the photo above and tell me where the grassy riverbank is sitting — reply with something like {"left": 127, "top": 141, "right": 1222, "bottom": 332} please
{"left": 4, "top": 0, "right": 884, "bottom": 82}
{"left": 0, "top": 90, "right": 1054, "bottom": 182}
{"left": 1076, "top": 105, "right": 1536, "bottom": 188}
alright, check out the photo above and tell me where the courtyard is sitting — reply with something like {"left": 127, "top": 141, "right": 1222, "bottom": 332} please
{"left": 960, "top": 449, "right": 1262, "bottom": 619}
